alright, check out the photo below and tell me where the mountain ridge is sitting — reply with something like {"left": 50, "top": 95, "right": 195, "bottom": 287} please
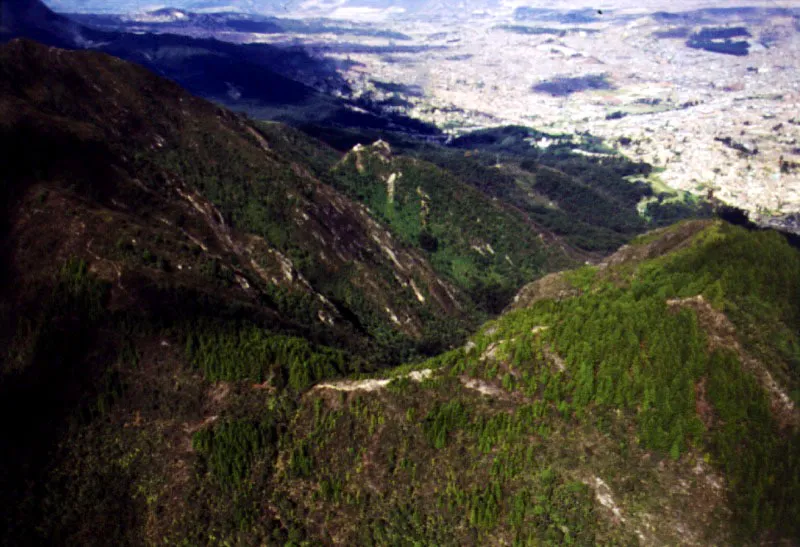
{"left": 1, "top": 35, "right": 798, "bottom": 547}
{"left": 0, "top": 37, "right": 479, "bottom": 346}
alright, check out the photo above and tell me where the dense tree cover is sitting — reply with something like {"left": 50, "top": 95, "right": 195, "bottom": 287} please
{"left": 404, "top": 147, "right": 637, "bottom": 252}
{"left": 145, "top": 136, "right": 304, "bottom": 256}
{"left": 462, "top": 221, "right": 800, "bottom": 538}
{"left": 193, "top": 419, "right": 278, "bottom": 489}
{"left": 255, "top": 121, "right": 340, "bottom": 177}
{"left": 3, "top": 259, "right": 112, "bottom": 415}
{"left": 185, "top": 321, "right": 351, "bottom": 391}
{"left": 7, "top": 222, "right": 799, "bottom": 545}
{"left": 267, "top": 381, "right": 629, "bottom": 546}
{"left": 455, "top": 126, "right": 704, "bottom": 225}
{"left": 531, "top": 166, "right": 646, "bottom": 233}
{"left": 137, "top": 221, "right": 798, "bottom": 543}
{"left": 423, "top": 400, "right": 470, "bottom": 448}
{"left": 453, "top": 126, "right": 707, "bottom": 243}
{"left": 51, "top": 259, "right": 110, "bottom": 322}
{"left": 2, "top": 38, "right": 349, "bottom": 335}
{"left": 125, "top": 114, "right": 483, "bottom": 364}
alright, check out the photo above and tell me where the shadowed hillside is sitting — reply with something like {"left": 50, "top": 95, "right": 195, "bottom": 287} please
{"left": 0, "top": 0, "right": 439, "bottom": 131}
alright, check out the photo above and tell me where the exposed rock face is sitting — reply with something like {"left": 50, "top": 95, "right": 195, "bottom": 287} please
{"left": 346, "top": 139, "right": 394, "bottom": 174}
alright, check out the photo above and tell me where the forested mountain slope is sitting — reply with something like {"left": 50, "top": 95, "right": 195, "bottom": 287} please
{"left": 303, "top": 125, "right": 711, "bottom": 256}
{"left": 2, "top": 39, "right": 796, "bottom": 546}
{"left": 0, "top": 37, "right": 514, "bottom": 360}
{"left": 5, "top": 211, "right": 798, "bottom": 544}
{"left": 256, "top": 220, "right": 799, "bottom": 546}
{"left": 0, "top": 38, "right": 569, "bottom": 542}
{"left": 327, "top": 141, "right": 574, "bottom": 312}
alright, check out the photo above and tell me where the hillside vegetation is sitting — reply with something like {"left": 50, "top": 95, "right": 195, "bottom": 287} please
{"left": 305, "top": 125, "right": 710, "bottom": 255}
{"left": 1, "top": 39, "right": 795, "bottom": 546}
{"left": 0, "top": 37, "right": 544, "bottom": 365}
{"left": 245, "top": 220, "right": 797, "bottom": 545}
{"left": 328, "top": 141, "right": 570, "bottom": 312}
{"left": 4, "top": 216, "right": 799, "bottom": 545}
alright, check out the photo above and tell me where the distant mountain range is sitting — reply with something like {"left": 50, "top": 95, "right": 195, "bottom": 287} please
{"left": 37, "top": 0, "right": 800, "bottom": 20}
{"left": 41, "top": 0, "right": 276, "bottom": 15}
